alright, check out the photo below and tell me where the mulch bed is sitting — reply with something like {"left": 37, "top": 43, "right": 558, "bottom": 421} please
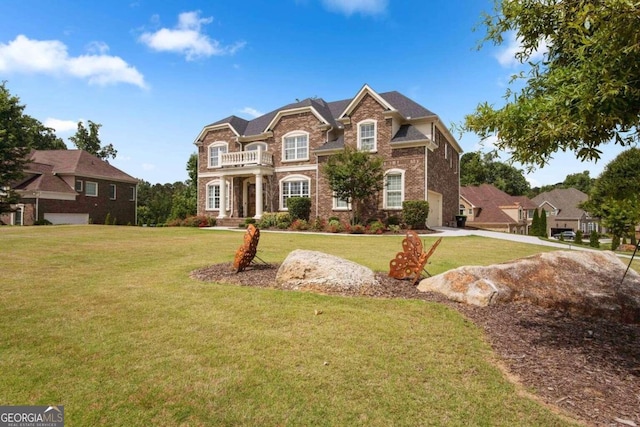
{"left": 191, "top": 262, "right": 640, "bottom": 427}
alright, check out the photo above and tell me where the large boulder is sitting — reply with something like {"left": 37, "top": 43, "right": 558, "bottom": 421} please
{"left": 275, "top": 250, "right": 379, "bottom": 294}
{"left": 417, "top": 250, "right": 640, "bottom": 323}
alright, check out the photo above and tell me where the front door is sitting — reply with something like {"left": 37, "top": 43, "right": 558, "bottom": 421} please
{"left": 247, "top": 184, "right": 256, "bottom": 217}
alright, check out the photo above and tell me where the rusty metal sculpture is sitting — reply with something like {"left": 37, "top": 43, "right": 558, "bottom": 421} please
{"left": 389, "top": 232, "right": 442, "bottom": 285}
{"left": 233, "top": 224, "right": 260, "bottom": 273}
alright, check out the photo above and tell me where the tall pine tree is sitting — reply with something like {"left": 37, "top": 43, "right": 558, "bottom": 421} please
{"left": 530, "top": 208, "right": 539, "bottom": 236}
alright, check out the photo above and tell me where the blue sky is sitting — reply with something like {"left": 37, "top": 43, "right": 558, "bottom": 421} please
{"left": 0, "top": 0, "right": 629, "bottom": 187}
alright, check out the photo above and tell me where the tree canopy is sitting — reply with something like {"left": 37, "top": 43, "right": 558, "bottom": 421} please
{"left": 460, "top": 151, "right": 530, "bottom": 195}
{"left": 582, "top": 148, "right": 640, "bottom": 243}
{"left": 322, "top": 147, "right": 384, "bottom": 224}
{"left": 465, "top": 0, "right": 640, "bottom": 167}
{"left": 69, "top": 120, "right": 117, "bottom": 162}
{"left": 1, "top": 82, "right": 66, "bottom": 213}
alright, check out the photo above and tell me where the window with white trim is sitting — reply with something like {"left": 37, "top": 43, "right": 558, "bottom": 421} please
{"left": 333, "top": 194, "right": 350, "bottom": 210}
{"left": 86, "top": 181, "right": 98, "bottom": 197}
{"left": 75, "top": 180, "right": 83, "bottom": 192}
{"left": 384, "top": 170, "right": 404, "bottom": 209}
{"left": 129, "top": 186, "right": 136, "bottom": 201}
{"left": 283, "top": 132, "right": 309, "bottom": 161}
{"left": 459, "top": 204, "right": 465, "bottom": 215}
{"left": 206, "top": 180, "right": 230, "bottom": 211}
{"left": 280, "top": 175, "right": 310, "bottom": 209}
{"left": 358, "top": 121, "right": 376, "bottom": 152}
{"left": 208, "top": 142, "right": 228, "bottom": 168}
{"left": 245, "top": 142, "right": 267, "bottom": 151}
{"left": 109, "top": 184, "right": 116, "bottom": 200}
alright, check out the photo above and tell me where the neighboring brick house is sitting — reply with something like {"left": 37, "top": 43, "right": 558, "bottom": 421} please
{"left": 531, "top": 188, "right": 602, "bottom": 237}
{"left": 194, "top": 84, "right": 462, "bottom": 227}
{"left": 1, "top": 150, "right": 138, "bottom": 225}
{"left": 459, "top": 184, "right": 536, "bottom": 234}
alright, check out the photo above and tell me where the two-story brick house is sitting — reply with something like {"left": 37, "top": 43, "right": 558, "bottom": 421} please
{"left": 2, "top": 150, "right": 138, "bottom": 225}
{"left": 194, "top": 85, "right": 462, "bottom": 227}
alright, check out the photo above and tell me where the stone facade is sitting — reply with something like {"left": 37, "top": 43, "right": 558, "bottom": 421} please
{"left": 195, "top": 85, "right": 461, "bottom": 227}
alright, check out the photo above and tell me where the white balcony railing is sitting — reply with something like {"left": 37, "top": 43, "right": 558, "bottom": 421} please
{"left": 220, "top": 149, "right": 273, "bottom": 168}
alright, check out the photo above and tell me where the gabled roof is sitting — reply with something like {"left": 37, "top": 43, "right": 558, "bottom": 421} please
{"left": 531, "top": 188, "right": 589, "bottom": 219}
{"left": 195, "top": 85, "right": 444, "bottom": 143}
{"left": 390, "top": 124, "right": 429, "bottom": 144}
{"left": 460, "top": 184, "right": 534, "bottom": 224}
{"left": 26, "top": 150, "right": 137, "bottom": 184}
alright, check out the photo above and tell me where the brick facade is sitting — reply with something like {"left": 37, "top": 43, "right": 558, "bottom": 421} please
{"left": 195, "top": 85, "right": 461, "bottom": 227}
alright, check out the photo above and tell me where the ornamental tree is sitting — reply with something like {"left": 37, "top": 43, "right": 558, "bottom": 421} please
{"left": 322, "top": 147, "right": 384, "bottom": 224}
{"left": 465, "top": 0, "right": 640, "bottom": 166}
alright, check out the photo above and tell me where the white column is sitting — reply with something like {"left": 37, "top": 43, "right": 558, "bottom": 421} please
{"left": 255, "top": 173, "right": 263, "bottom": 220}
{"left": 217, "top": 175, "right": 227, "bottom": 219}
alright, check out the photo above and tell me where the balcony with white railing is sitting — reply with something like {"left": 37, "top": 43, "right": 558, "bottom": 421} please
{"left": 220, "top": 149, "right": 273, "bottom": 168}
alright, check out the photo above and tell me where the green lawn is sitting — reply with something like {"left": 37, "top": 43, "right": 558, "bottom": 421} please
{"left": 0, "top": 225, "right": 589, "bottom": 426}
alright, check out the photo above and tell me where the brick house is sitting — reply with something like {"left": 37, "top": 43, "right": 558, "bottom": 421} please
{"left": 1, "top": 150, "right": 138, "bottom": 225}
{"left": 194, "top": 84, "right": 462, "bottom": 227}
{"left": 531, "top": 188, "right": 602, "bottom": 237}
{"left": 460, "top": 184, "right": 536, "bottom": 234}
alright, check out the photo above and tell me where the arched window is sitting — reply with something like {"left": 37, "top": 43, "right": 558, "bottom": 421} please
{"left": 357, "top": 120, "right": 377, "bottom": 152}
{"left": 206, "top": 179, "right": 230, "bottom": 211}
{"left": 384, "top": 169, "right": 404, "bottom": 209}
{"left": 282, "top": 131, "right": 309, "bottom": 161}
{"left": 245, "top": 142, "right": 267, "bottom": 152}
{"left": 279, "top": 174, "right": 310, "bottom": 210}
{"left": 208, "top": 142, "right": 228, "bottom": 168}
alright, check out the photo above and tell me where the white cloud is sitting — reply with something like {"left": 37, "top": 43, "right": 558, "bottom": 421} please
{"left": 0, "top": 35, "right": 146, "bottom": 88}
{"left": 142, "top": 163, "right": 156, "bottom": 171}
{"left": 321, "top": 0, "right": 388, "bottom": 16}
{"left": 139, "top": 11, "right": 246, "bottom": 61}
{"left": 495, "top": 31, "right": 549, "bottom": 68}
{"left": 43, "top": 118, "right": 78, "bottom": 134}
{"left": 239, "top": 107, "right": 263, "bottom": 118}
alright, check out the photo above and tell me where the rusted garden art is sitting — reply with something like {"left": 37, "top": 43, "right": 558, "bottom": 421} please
{"left": 233, "top": 224, "right": 261, "bottom": 273}
{"left": 389, "top": 232, "right": 442, "bottom": 285}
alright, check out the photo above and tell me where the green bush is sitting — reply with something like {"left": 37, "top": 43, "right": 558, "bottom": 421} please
{"left": 612, "top": 235, "right": 620, "bottom": 251}
{"left": 290, "top": 219, "right": 309, "bottom": 231}
{"left": 328, "top": 216, "right": 340, "bottom": 223}
{"left": 310, "top": 217, "right": 326, "bottom": 231}
{"left": 574, "top": 230, "right": 583, "bottom": 245}
{"left": 287, "top": 197, "right": 311, "bottom": 221}
{"left": 388, "top": 224, "right": 401, "bottom": 234}
{"left": 402, "top": 200, "right": 430, "bottom": 229}
{"left": 367, "top": 220, "right": 385, "bottom": 234}
{"left": 350, "top": 224, "right": 366, "bottom": 234}
{"left": 326, "top": 219, "right": 342, "bottom": 233}
{"left": 257, "top": 213, "right": 278, "bottom": 228}
{"left": 244, "top": 218, "right": 256, "bottom": 225}
{"left": 589, "top": 232, "right": 600, "bottom": 248}
{"left": 386, "top": 215, "right": 401, "bottom": 226}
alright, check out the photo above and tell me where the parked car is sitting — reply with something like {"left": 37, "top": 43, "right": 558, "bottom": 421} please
{"left": 553, "top": 231, "right": 576, "bottom": 240}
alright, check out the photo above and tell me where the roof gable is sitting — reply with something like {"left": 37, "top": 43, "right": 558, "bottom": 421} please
{"left": 28, "top": 150, "right": 137, "bottom": 183}
{"left": 531, "top": 188, "right": 589, "bottom": 218}
{"left": 338, "top": 84, "right": 395, "bottom": 119}
{"left": 460, "top": 184, "right": 534, "bottom": 224}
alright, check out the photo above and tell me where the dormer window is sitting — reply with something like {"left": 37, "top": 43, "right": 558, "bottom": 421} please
{"left": 208, "top": 142, "right": 228, "bottom": 168}
{"left": 358, "top": 120, "right": 376, "bottom": 152}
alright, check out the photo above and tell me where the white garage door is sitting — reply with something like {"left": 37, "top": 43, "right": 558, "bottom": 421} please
{"left": 427, "top": 191, "right": 442, "bottom": 228}
{"left": 44, "top": 213, "right": 90, "bottom": 225}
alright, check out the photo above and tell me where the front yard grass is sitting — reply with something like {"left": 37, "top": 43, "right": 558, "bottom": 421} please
{"left": 0, "top": 225, "right": 604, "bottom": 426}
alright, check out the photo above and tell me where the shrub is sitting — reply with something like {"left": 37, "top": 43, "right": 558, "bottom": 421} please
{"left": 34, "top": 219, "right": 52, "bottom": 226}
{"left": 402, "top": 200, "right": 430, "bottom": 229}
{"left": 386, "top": 215, "right": 401, "bottom": 226}
{"left": 277, "top": 221, "right": 289, "bottom": 229}
{"left": 165, "top": 218, "right": 184, "bottom": 227}
{"left": 388, "top": 224, "right": 401, "bottom": 234}
{"left": 105, "top": 212, "right": 112, "bottom": 225}
{"left": 326, "top": 219, "right": 342, "bottom": 233}
{"left": 310, "top": 217, "right": 326, "bottom": 231}
{"left": 328, "top": 216, "right": 340, "bottom": 223}
{"left": 574, "top": 230, "right": 583, "bottom": 245}
{"left": 177, "top": 215, "right": 216, "bottom": 227}
{"left": 244, "top": 218, "right": 256, "bottom": 225}
{"left": 257, "top": 212, "right": 277, "bottom": 228}
{"left": 589, "top": 232, "right": 600, "bottom": 248}
{"left": 290, "top": 219, "right": 309, "bottom": 231}
{"left": 367, "top": 220, "right": 385, "bottom": 234}
{"left": 276, "top": 212, "right": 292, "bottom": 228}
{"left": 350, "top": 224, "right": 366, "bottom": 234}
{"left": 287, "top": 197, "right": 311, "bottom": 221}
{"left": 612, "top": 235, "right": 621, "bottom": 251}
